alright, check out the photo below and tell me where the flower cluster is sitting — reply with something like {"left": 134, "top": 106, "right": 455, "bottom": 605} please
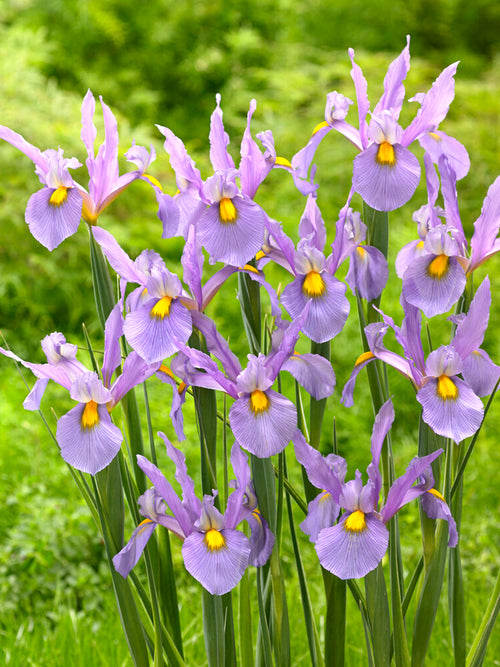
{"left": 2, "top": 37, "right": 499, "bottom": 606}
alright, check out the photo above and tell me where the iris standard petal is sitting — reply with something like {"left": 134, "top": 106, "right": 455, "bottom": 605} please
{"left": 229, "top": 389, "right": 297, "bottom": 457}
{"left": 417, "top": 377, "right": 483, "bottom": 443}
{"left": 56, "top": 402, "right": 123, "bottom": 474}
{"left": 315, "top": 513, "right": 389, "bottom": 580}
{"left": 182, "top": 528, "right": 250, "bottom": 595}
{"left": 123, "top": 298, "right": 192, "bottom": 363}
{"left": 346, "top": 244, "right": 388, "bottom": 301}
{"left": 25, "top": 186, "right": 83, "bottom": 251}
{"left": 197, "top": 196, "right": 266, "bottom": 267}
{"left": 352, "top": 143, "right": 420, "bottom": 212}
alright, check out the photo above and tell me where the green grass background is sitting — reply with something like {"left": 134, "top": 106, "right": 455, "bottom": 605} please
{"left": 1, "top": 0, "right": 500, "bottom": 664}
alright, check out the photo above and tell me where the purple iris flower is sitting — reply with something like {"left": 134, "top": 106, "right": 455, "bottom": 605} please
{"left": 292, "top": 37, "right": 463, "bottom": 211}
{"left": 0, "top": 305, "right": 159, "bottom": 474}
{"left": 91, "top": 226, "right": 192, "bottom": 364}
{"left": 278, "top": 196, "right": 387, "bottom": 341}
{"left": 0, "top": 91, "right": 154, "bottom": 250}
{"left": 0, "top": 125, "right": 83, "bottom": 250}
{"left": 171, "top": 308, "right": 335, "bottom": 457}
{"left": 113, "top": 436, "right": 274, "bottom": 596}
{"left": 78, "top": 90, "right": 155, "bottom": 224}
{"left": 342, "top": 279, "right": 498, "bottom": 443}
{"left": 293, "top": 400, "right": 457, "bottom": 580}
{"left": 155, "top": 94, "right": 287, "bottom": 266}
{"left": 398, "top": 155, "right": 500, "bottom": 316}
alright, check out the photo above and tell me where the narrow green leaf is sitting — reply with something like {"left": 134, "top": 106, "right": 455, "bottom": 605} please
{"left": 365, "top": 564, "right": 391, "bottom": 667}
{"left": 89, "top": 226, "right": 116, "bottom": 330}
{"left": 411, "top": 521, "right": 449, "bottom": 666}
{"left": 203, "top": 591, "right": 225, "bottom": 667}
{"left": 466, "top": 569, "right": 500, "bottom": 667}
{"left": 239, "top": 570, "right": 254, "bottom": 667}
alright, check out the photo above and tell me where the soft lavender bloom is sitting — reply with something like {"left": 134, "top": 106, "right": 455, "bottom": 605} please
{"left": 279, "top": 194, "right": 387, "bottom": 342}
{"left": 401, "top": 224, "right": 467, "bottom": 317}
{"left": 172, "top": 308, "right": 335, "bottom": 457}
{"left": 292, "top": 37, "right": 463, "bottom": 211}
{"left": 78, "top": 90, "right": 155, "bottom": 224}
{"left": 113, "top": 437, "right": 273, "bottom": 596}
{"left": 398, "top": 157, "right": 500, "bottom": 313}
{"left": 0, "top": 125, "right": 83, "bottom": 250}
{"left": 0, "top": 91, "right": 154, "bottom": 249}
{"left": 156, "top": 95, "right": 282, "bottom": 266}
{"left": 294, "top": 401, "right": 457, "bottom": 580}
{"left": 0, "top": 306, "right": 159, "bottom": 473}
{"left": 280, "top": 239, "right": 350, "bottom": 343}
{"left": 342, "top": 279, "right": 498, "bottom": 442}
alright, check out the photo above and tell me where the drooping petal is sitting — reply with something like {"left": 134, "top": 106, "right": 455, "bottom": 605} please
{"left": 282, "top": 352, "right": 336, "bottom": 400}
{"left": 113, "top": 519, "right": 157, "bottom": 578}
{"left": 469, "top": 175, "right": 500, "bottom": 273}
{"left": 123, "top": 298, "right": 192, "bottom": 363}
{"left": 25, "top": 186, "right": 82, "bottom": 250}
{"left": 182, "top": 528, "right": 250, "bottom": 595}
{"left": 292, "top": 429, "right": 344, "bottom": 502}
{"left": 402, "top": 253, "right": 466, "bottom": 318}
{"left": 345, "top": 244, "right": 388, "bottom": 301}
{"left": 381, "top": 450, "right": 443, "bottom": 522}
{"left": 197, "top": 196, "right": 266, "bottom": 267}
{"left": 461, "top": 349, "right": 500, "bottom": 398}
{"left": 229, "top": 389, "right": 297, "bottom": 457}
{"left": 420, "top": 489, "right": 458, "bottom": 547}
{"left": 281, "top": 272, "right": 349, "bottom": 343}
{"left": 418, "top": 131, "right": 470, "bottom": 180}
{"left": 417, "top": 377, "right": 483, "bottom": 443}
{"left": 56, "top": 402, "right": 123, "bottom": 474}
{"left": 352, "top": 142, "right": 420, "bottom": 212}
{"left": 301, "top": 491, "right": 341, "bottom": 543}
{"left": 315, "top": 513, "right": 389, "bottom": 580}
{"left": 247, "top": 510, "right": 274, "bottom": 566}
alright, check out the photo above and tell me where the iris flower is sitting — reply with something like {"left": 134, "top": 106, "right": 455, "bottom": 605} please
{"left": 155, "top": 94, "right": 297, "bottom": 266}
{"left": 292, "top": 37, "right": 465, "bottom": 211}
{"left": 268, "top": 194, "right": 386, "bottom": 343}
{"left": 342, "top": 279, "right": 499, "bottom": 443}
{"left": 0, "top": 90, "right": 154, "bottom": 249}
{"left": 293, "top": 400, "right": 457, "bottom": 580}
{"left": 0, "top": 305, "right": 159, "bottom": 473}
{"left": 397, "top": 156, "right": 500, "bottom": 316}
{"left": 113, "top": 436, "right": 274, "bottom": 596}
{"left": 171, "top": 309, "right": 335, "bottom": 457}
